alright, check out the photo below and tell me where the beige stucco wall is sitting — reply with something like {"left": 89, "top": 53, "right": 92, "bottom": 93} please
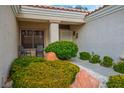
{"left": 18, "top": 21, "right": 49, "bottom": 47}
{"left": 77, "top": 8, "right": 124, "bottom": 61}
{"left": 0, "top": 6, "right": 18, "bottom": 87}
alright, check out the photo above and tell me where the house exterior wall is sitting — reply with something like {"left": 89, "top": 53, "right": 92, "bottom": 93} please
{"left": 77, "top": 7, "right": 124, "bottom": 61}
{"left": 0, "top": 6, "right": 18, "bottom": 87}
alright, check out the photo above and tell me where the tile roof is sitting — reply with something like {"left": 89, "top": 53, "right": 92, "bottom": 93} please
{"left": 85, "top": 5, "right": 109, "bottom": 16}
{"left": 26, "top": 5, "right": 89, "bottom": 13}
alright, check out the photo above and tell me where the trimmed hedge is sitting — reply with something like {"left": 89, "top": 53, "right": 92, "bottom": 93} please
{"left": 45, "top": 41, "right": 78, "bottom": 60}
{"left": 113, "top": 61, "right": 124, "bottom": 73}
{"left": 100, "top": 56, "right": 113, "bottom": 67}
{"left": 90, "top": 54, "right": 101, "bottom": 64}
{"left": 12, "top": 61, "right": 80, "bottom": 88}
{"left": 106, "top": 75, "right": 124, "bottom": 88}
{"left": 79, "top": 52, "right": 91, "bottom": 60}
{"left": 10, "top": 56, "right": 45, "bottom": 76}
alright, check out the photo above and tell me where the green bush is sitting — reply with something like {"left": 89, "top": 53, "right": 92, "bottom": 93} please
{"left": 106, "top": 75, "right": 124, "bottom": 88}
{"left": 12, "top": 61, "right": 80, "bottom": 88}
{"left": 100, "top": 56, "right": 113, "bottom": 67}
{"left": 45, "top": 41, "right": 78, "bottom": 60}
{"left": 10, "top": 56, "right": 45, "bottom": 76}
{"left": 90, "top": 54, "right": 101, "bottom": 64}
{"left": 79, "top": 52, "right": 91, "bottom": 60}
{"left": 113, "top": 61, "right": 124, "bottom": 73}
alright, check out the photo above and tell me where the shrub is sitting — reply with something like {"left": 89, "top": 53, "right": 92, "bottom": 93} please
{"left": 113, "top": 61, "right": 124, "bottom": 73}
{"left": 90, "top": 54, "right": 101, "bottom": 64}
{"left": 10, "top": 56, "right": 45, "bottom": 76}
{"left": 100, "top": 56, "right": 113, "bottom": 67}
{"left": 79, "top": 52, "right": 91, "bottom": 60}
{"left": 12, "top": 61, "right": 80, "bottom": 88}
{"left": 45, "top": 41, "right": 78, "bottom": 60}
{"left": 106, "top": 75, "right": 124, "bottom": 88}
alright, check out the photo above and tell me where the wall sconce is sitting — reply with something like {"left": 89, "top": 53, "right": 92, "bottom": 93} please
{"left": 73, "top": 31, "right": 78, "bottom": 39}
{"left": 75, "top": 32, "right": 78, "bottom": 39}
{"left": 73, "top": 31, "right": 76, "bottom": 36}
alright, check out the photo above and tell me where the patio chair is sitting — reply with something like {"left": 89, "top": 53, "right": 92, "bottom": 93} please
{"left": 36, "top": 45, "right": 44, "bottom": 57}
{"left": 19, "top": 46, "right": 26, "bottom": 56}
{"left": 19, "top": 46, "right": 31, "bottom": 56}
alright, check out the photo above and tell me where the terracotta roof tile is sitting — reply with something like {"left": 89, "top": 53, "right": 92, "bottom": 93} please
{"left": 85, "top": 5, "right": 109, "bottom": 16}
{"left": 25, "top": 5, "right": 89, "bottom": 13}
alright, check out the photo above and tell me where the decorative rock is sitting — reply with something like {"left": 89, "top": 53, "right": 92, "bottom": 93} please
{"left": 70, "top": 69, "right": 99, "bottom": 88}
{"left": 45, "top": 52, "right": 58, "bottom": 61}
{"left": 120, "top": 55, "right": 124, "bottom": 60}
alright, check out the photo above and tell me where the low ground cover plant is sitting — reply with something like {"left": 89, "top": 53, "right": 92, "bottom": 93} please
{"left": 90, "top": 54, "right": 101, "bottom": 64}
{"left": 79, "top": 52, "right": 91, "bottom": 60}
{"left": 79, "top": 52, "right": 114, "bottom": 68}
{"left": 113, "top": 61, "right": 124, "bottom": 73}
{"left": 106, "top": 75, "right": 124, "bottom": 88}
{"left": 12, "top": 61, "right": 80, "bottom": 88}
{"left": 100, "top": 56, "right": 113, "bottom": 67}
{"left": 10, "top": 56, "right": 45, "bottom": 76}
{"left": 45, "top": 41, "right": 78, "bottom": 60}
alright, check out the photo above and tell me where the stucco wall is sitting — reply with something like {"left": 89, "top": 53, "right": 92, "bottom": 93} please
{"left": 77, "top": 8, "right": 124, "bottom": 61}
{"left": 0, "top": 6, "right": 18, "bottom": 87}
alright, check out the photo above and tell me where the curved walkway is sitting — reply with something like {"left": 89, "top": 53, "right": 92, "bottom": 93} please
{"left": 71, "top": 58, "right": 121, "bottom": 88}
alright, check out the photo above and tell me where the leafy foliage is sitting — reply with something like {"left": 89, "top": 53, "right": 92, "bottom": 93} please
{"left": 106, "top": 75, "right": 124, "bottom": 88}
{"left": 90, "top": 54, "right": 101, "bottom": 64}
{"left": 10, "top": 56, "right": 45, "bottom": 76}
{"left": 113, "top": 61, "right": 124, "bottom": 73}
{"left": 100, "top": 56, "right": 113, "bottom": 67}
{"left": 45, "top": 41, "right": 78, "bottom": 60}
{"left": 79, "top": 52, "right": 91, "bottom": 60}
{"left": 12, "top": 61, "right": 80, "bottom": 88}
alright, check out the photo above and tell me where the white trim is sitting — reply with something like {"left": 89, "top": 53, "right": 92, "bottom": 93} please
{"left": 11, "top": 5, "right": 85, "bottom": 23}
{"left": 11, "top": 5, "right": 20, "bottom": 15}
{"left": 85, "top": 5, "right": 124, "bottom": 22}
{"left": 20, "top": 6, "right": 85, "bottom": 20}
{"left": 21, "top": 6, "right": 84, "bottom": 15}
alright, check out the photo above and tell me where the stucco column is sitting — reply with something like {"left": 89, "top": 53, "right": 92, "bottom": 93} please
{"left": 49, "top": 20, "right": 60, "bottom": 43}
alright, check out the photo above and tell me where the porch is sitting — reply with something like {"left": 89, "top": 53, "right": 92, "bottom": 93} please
{"left": 15, "top": 5, "right": 86, "bottom": 57}
{"left": 18, "top": 21, "right": 82, "bottom": 57}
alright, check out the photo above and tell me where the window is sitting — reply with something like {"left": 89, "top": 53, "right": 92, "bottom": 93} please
{"left": 21, "top": 29, "right": 44, "bottom": 49}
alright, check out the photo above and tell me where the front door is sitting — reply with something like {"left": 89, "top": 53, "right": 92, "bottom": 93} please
{"left": 20, "top": 29, "right": 44, "bottom": 57}
{"left": 59, "top": 29, "right": 73, "bottom": 41}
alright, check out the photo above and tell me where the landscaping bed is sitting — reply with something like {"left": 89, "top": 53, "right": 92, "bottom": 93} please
{"left": 5, "top": 41, "right": 81, "bottom": 88}
{"left": 7, "top": 40, "right": 124, "bottom": 88}
{"left": 107, "top": 75, "right": 124, "bottom": 88}
{"left": 9, "top": 56, "right": 80, "bottom": 88}
{"left": 10, "top": 56, "right": 45, "bottom": 76}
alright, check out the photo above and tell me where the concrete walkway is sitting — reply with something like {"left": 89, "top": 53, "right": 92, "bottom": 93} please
{"left": 71, "top": 58, "right": 123, "bottom": 88}
{"left": 71, "top": 58, "right": 121, "bottom": 77}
